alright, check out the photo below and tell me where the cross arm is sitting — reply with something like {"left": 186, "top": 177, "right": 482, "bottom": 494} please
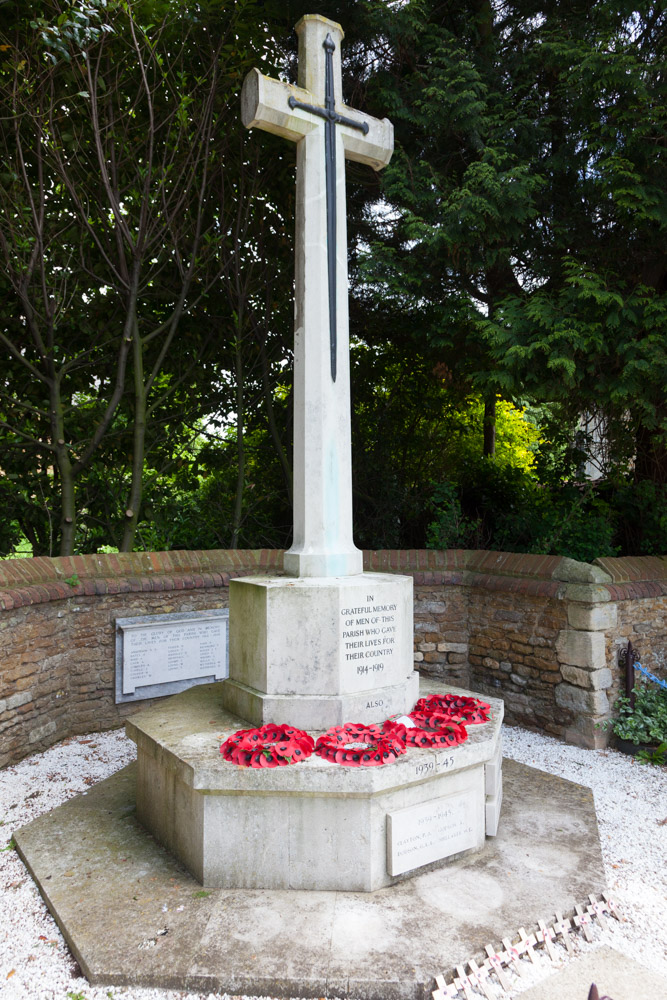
{"left": 241, "top": 67, "right": 394, "bottom": 171}
{"left": 241, "top": 68, "right": 317, "bottom": 142}
{"left": 338, "top": 106, "right": 394, "bottom": 172}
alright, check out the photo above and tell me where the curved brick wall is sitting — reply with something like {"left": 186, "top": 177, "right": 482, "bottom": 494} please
{"left": 1, "top": 549, "right": 665, "bottom": 766}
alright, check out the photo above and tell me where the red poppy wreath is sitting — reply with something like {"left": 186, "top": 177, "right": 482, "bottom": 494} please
{"left": 412, "top": 693, "right": 491, "bottom": 725}
{"left": 220, "top": 724, "right": 314, "bottom": 768}
{"left": 385, "top": 716, "right": 468, "bottom": 748}
{"left": 315, "top": 723, "right": 406, "bottom": 767}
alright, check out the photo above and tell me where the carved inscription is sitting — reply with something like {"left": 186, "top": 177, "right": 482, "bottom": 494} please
{"left": 386, "top": 790, "right": 478, "bottom": 876}
{"left": 414, "top": 752, "right": 455, "bottom": 779}
{"left": 340, "top": 592, "right": 398, "bottom": 679}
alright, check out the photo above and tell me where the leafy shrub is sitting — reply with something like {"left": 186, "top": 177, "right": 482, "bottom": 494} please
{"left": 426, "top": 482, "right": 479, "bottom": 549}
{"left": 597, "top": 477, "right": 667, "bottom": 556}
{"left": 604, "top": 683, "right": 667, "bottom": 746}
{"left": 426, "top": 459, "right": 622, "bottom": 561}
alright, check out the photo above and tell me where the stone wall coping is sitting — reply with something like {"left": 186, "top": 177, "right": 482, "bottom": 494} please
{"left": 552, "top": 557, "right": 612, "bottom": 584}
{"left": 0, "top": 549, "right": 665, "bottom": 611}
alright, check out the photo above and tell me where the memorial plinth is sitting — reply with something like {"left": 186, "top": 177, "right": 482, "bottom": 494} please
{"left": 223, "top": 572, "right": 418, "bottom": 729}
{"left": 127, "top": 679, "right": 503, "bottom": 892}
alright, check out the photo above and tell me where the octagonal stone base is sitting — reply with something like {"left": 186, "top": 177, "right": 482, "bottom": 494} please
{"left": 126, "top": 679, "right": 503, "bottom": 892}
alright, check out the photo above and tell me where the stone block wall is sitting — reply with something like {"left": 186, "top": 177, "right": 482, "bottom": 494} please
{"left": 1, "top": 548, "right": 666, "bottom": 766}
{"left": 0, "top": 550, "right": 282, "bottom": 768}
{"left": 595, "top": 555, "right": 667, "bottom": 707}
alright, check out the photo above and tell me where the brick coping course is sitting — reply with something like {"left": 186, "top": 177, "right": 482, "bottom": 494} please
{"left": 0, "top": 550, "right": 665, "bottom": 611}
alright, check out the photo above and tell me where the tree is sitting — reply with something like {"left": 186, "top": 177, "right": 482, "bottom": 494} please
{"left": 0, "top": 0, "right": 296, "bottom": 553}
{"left": 482, "top": 1, "right": 667, "bottom": 481}
{"left": 357, "top": 0, "right": 667, "bottom": 481}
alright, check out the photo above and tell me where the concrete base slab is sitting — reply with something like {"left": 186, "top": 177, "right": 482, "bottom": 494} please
{"left": 14, "top": 757, "right": 605, "bottom": 1000}
{"left": 517, "top": 946, "right": 667, "bottom": 1000}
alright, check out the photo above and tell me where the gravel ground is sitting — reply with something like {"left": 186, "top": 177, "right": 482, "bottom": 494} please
{"left": 0, "top": 724, "right": 665, "bottom": 1000}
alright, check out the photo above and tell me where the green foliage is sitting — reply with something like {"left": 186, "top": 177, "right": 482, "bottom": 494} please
{"left": 426, "top": 460, "right": 625, "bottom": 561}
{"left": 363, "top": 0, "right": 667, "bottom": 483}
{"left": 442, "top": 398, "right": 541, "bottom": 477}
{"left": 350, "top": 339, "right": 544, "bottom": 549}
{"left": 596, "top": 478, "right": 667, "bottom": 556}
{"left": 0, "top": 1, "right": 665, "bottom": 557}
{"left": 605, "top": 684, "right": 667, "bottom": 747}
{"left": 0, "top": 0, "right": 298, "bottom": 555}
{"left": 425, "top": 482, "right": 478, "bottom": 551}
{"left": 30, "top": 0, "right": 114, "bottom": 64}
{"left": 496, "top": 481, "right": 620, "bottom": 564}
{"left": 636, "top": 742, "right": 667, "bottom": 766}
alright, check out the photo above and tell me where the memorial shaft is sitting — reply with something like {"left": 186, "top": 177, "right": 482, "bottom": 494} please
{"left": 240, "top": 14, "right": 393, "bottom": 578}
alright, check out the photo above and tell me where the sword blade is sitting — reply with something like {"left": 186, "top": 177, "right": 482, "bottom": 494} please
{"left": 325, "top": 116, "right": 337, "bottom": 382}
{"left": 324, "top": 34, "right": 337, "bottom": 382}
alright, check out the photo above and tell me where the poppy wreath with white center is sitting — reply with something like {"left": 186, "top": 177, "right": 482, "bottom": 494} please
{"left": 220, "top": 724, "right": 315, "bottom": 768}
{"left": 412, "top": 693, "right": 491, "bottom": 725}
{"left": 314, "top": 722, "right": 407, "bottom": 767}
{"left": 385, "top": 716, "right": 468, "bottom": 748}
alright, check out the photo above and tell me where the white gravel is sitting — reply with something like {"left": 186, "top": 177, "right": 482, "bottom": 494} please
{"left": 0, "top": 724, "right": 665, "bottom": 1000}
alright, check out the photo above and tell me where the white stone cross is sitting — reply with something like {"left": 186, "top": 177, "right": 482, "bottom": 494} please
{"left": 241, "top": 14, "right": 393, "bottom": 578}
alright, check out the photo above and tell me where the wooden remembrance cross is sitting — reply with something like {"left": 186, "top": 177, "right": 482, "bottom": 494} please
{"left": 241, "top": 14, "right": 393, "bottom": 579}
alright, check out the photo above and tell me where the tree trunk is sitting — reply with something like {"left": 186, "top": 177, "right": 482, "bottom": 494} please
{"left": 49, "top": 381, "right": 76, "bottom": 556}
{"left": 121, "top": 321, "right": 146, "bottom": 551}
{"left": 635, "top": 420, "right": 667, "bottom": 485}
{"left": 231, "top": 334, "right": 245, "bottom": 548}
{"left": 259, "top": 339, "right": 292, "bottom": 505}
{"left": 57, "top": 447, "right": 76, "bottom": 556}
{"left": 483, "top": 394, "right": 497, "bottom": 457}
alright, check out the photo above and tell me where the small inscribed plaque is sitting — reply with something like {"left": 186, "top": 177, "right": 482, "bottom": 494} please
{"left": 386, "top": 789, "right": 478, "bottom": 876}
{"left": 115, "top": 609, "right": 228, "bottom": 704}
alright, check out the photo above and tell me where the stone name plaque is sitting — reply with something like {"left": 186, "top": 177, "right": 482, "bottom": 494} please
{"left": 386, "top": 789, "right": 478, "bottom": 876}
{"left": 115, "top": 609, "right": 228, "bottom": 704}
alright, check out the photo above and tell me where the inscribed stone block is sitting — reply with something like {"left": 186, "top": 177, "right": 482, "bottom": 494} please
{"left": 386, "top": 786, "right": 480, "bottom": 877}
{"left": 115, "top": 610, "right": 228, "bottom": 704}
{"left": 226, "top": 572, "right": 417, "bottom": 729}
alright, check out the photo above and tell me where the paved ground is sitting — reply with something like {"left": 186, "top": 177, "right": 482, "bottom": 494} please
{"left": 517, "top": 946, "right": 667, "bottom": 1000}
{"left": 15, "top": 757, "right": 607, "bottom": 1000}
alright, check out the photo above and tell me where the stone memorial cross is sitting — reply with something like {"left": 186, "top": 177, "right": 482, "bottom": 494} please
{"left": 241, "top": 14, "right": 393, "bottom": 578}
